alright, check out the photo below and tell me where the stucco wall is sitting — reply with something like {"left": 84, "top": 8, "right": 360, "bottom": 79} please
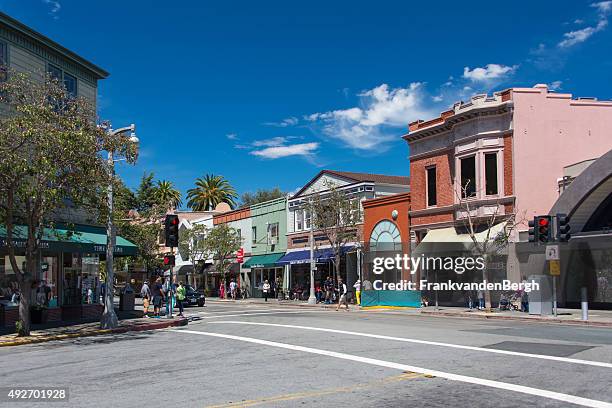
{"left": 512, "top": 86, "right": 612, "bottom": 228}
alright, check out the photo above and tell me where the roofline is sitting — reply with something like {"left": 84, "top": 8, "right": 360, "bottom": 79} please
{"left": 0, "top": 12, "right": 109, "bottom": 79}
{"left": 363, "top": 192, "right": 411, "bottom": 208}
{"left": 293, "top": 170, "right": 409, "bottom": 198}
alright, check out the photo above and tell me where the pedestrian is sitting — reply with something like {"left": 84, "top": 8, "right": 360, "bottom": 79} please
{"left": 163, "top": 277, "right": 174, "bottom": 316}
{"left": 152, "top": 277, "right": 164, "bottom": 318}
{"left": 336, "top": 277, "right": 349, "bottom": 311}
{"left": 363, "top": 279, "right": 373, "bottom": 291}
{"left": 466, "top": 290, "right": 473, "bottom": 310}
{"left": 275, "top": 277, "right": 282, "bottom": 300}
{"left": 315, "top": 282, "right": 322, "bottom": 303}
{"left": 520, "top": 278, "right": 529, "bottom": 312}
{"left": 176, "top": 281, "right": 186, "bottom": 317}
{"left": 353, "top": 279, "right": 361, "bottom": 306}
{"left": 229, "top": 279, "right": 237, "bottom": 300}
{"left": 270, "top": 278, "right": 277, "bottom": 300}
{"left": 219, "top": 281, "right": 225, "bottom": 299}
{"left": 477, "top": 289, "right": 485, "bottom": 310}
{"left": 141, "top": 280, "right": 151, "bottom": 318}
{"left": 262, "top": 280, "right": 270, "bottom": 302}
{"left": 324, "top": 276, "right": 333, "bottom": 304}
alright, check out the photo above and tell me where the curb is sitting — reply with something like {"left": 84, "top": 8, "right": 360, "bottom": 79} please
{"left": 419, "top": 310, "right": 612, "bottom": 327}
{"left": 0, "top": 318, "right": 188, "bottom": 347}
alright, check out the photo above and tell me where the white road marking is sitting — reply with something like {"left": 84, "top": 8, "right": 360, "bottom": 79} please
{"left": 198, "top": 310, "right": 326, "bottom": 319}
{"left": 209, "top": 321, "right": 612, "bottom": 369}
{"left": 189, "top": 309, "right": 286, "bottom": 316}
{"left": 169, "top": 329, "right": 612, "bottom": 408}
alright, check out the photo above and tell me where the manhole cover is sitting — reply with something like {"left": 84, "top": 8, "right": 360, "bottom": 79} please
{"left": 483, "top": 341, "right": 594, "bottom": 357}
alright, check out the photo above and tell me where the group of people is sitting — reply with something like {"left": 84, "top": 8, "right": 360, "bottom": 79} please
{"left": 313, "top": 276, "right": 359, "bottom": 310}
{"left": 140, "top": 277, "right": 187, "bottom": 318}
{"left": 219, "top": 279, "right": 248, "bottom": 300}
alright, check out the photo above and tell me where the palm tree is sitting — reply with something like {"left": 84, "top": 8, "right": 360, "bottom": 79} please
{"left": 155, "top": 180, "right": 182, "bottom": 210}
{"left": 187, "top": 174, "right": 237, "bottom": 211}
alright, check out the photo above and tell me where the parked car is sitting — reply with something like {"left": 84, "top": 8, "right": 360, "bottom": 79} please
{"left": 184, "top": 285, "right": 205, "bottom": 307}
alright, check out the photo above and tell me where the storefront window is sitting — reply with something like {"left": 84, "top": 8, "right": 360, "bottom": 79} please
{"left": 0, "top": 256, "right": 22, "bottom": 305}
{"left": 39, "top": 257, "right": 59, "bottom": 307}
{"left": 63, "top": 253, "right": 101, "bottom": 305}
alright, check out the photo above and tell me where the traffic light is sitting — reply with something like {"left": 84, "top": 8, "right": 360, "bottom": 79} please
{"left": 557, "top": 213, "right": 571, "bottom": 242}
{"left": 536, "top": 215, "right": 552, "bottom": 243}
{"left": 164, "top": 214, "right": 179, "bottom": 247}
{"left": 163, "top": 254, "right": 175, "bottom": 267}
{"left": 528, "top": 218, "right": 536, "bottom": 242}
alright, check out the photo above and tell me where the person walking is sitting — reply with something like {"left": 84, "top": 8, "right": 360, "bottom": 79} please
{"left": 353, "top": 279, "right": 361, "bottom": 306}
{"left": 336, "top": 277, "right": 349, "bottom": 311}
{"left": 229, "top": 279, "right": 237, "bottom": 300}
{"left": 152, "top": 277, "right": 164, "bottom": 318}
{"left": 219, "top": 281, "right": 225, "bottom": 299}
{"left": 176, "top": 281, "right": 186, "bottom": 317}
{"left": 324, "top": 276, "right": 333, "bottom": 304}
{"left": 140, "top": 280, "right": 152, "bottom": 318}
{"left": 270, "top": 278, "right": 277, "bottom": 300}
{"left": 262, "top": 280, "right": 271, "bottom": 302}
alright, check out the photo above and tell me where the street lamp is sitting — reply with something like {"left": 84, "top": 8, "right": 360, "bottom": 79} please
{"left": 307, "top": 199, "right": 316, "bottom": 305}
{"left": 100, "top": 123, "right": 139, "bottom": 330}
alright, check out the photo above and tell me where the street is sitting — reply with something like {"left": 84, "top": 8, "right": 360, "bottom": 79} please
{"left": 1, "top": 302, "right": 611, "bottom": 408}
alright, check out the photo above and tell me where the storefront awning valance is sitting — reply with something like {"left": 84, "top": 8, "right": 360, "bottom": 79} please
{"left": 242, "top": 253, "right": 285, "bottom": 269}
{"left": 0, "top": 224, "right": 138, "bottom": 256}
{"left": 277, "top": 246, "right": 355, "bottom": 265}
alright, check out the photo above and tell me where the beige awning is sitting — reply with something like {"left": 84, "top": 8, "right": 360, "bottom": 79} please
{"left": 420, "top": 222, "right": 507, "bottom": 244}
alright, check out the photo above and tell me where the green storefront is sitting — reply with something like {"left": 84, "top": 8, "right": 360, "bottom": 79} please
{"left": 243, "top": 197, "right": 288, "bottom": 298}
{"left": 0, "top": 224, "right": 137, "bottom": 325}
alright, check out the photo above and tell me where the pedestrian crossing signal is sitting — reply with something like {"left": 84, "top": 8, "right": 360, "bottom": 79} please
{"left": 163, "top": 254, "right": 175, "bottom": 267}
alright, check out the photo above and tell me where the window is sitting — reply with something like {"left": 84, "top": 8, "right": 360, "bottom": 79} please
{"left": 268, "top": 222, "right": 279, "bottom": 244}
{"left": 426, "top": 166, "right": 437, "bottom": 206}
{"left": 47, "top": 64, "right": 62, "bottom": 81}
{"left": 63, "top": 73, "right": 77, "bottom": 98}
{"left": 304, "top": 209, "right": 311, "bottom": 229}
{"left": 295, "top": 210, "right": 304, "bottom": 231}
{"left": 251, "top": 226, "right": 257, "bottom": 244}
{"left": 236, "top": 228, "right": 241, "bottom": 239}
{"left": 485, "top": 153, "right": 498, "bottom": 195}
{"left": 0, "top": 41, "right": 7, "bottom": 82}
{"left": 460, "top": 156, "right": 476, "bottom": 198}
{"left": 47, "top": 64, "right": 77, "bottom": 97}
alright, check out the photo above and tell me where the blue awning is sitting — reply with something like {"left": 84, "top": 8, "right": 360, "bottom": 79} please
{"left": 277, "top": 246, "right": 355, "bottom": 265}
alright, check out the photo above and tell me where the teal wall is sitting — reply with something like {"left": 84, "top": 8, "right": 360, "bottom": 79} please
{"left": 250, "top": 197, "right": 287, "bottom": 256}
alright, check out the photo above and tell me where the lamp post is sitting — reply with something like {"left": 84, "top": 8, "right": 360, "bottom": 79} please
{"left": 307, "top": 200, "right": 316, "bottom": 305}
{"left": 100, "top": 123, "right": 139, "bottom": 330}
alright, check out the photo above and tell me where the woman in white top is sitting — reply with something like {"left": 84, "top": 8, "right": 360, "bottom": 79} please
{"left": 262, "top": 280, "right": 271, "bottom": 302}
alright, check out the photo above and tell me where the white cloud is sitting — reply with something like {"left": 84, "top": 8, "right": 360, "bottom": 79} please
{"left": 558, "top": 2, "right": 611, "bottom": 47}
{"left": 250, "top": 142, "right": 319, "bottom": 159}
{"left": 432, "top": 95, "right": 444, "bottom": 102}
{"left": 463, "top": 64, "right": 518, "bottom": 82}
{"left": 263, "top": 117, "right": 299, "bottom": 127}
{"left": 43, "top": 0, "right": 61, "bottom": 19}
{"left": 226, "top": 133, "right": 238, "bottom": 140}
{"left": 549, "top": 80, "right": 563, "bottom": 90}
{"left": 306, "top": 83, "right": 435, "bottom": 150}
{"left": 251, "top": 136, "right": 288, "bottom": 147}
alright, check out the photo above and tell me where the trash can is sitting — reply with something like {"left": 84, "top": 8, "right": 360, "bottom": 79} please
{"left": 119, "top": 285, "right": 135, "bottom": 311}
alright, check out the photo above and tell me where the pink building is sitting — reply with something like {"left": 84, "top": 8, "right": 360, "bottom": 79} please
{"left": 405, "top": 84, "right": 612, "bottom": 242}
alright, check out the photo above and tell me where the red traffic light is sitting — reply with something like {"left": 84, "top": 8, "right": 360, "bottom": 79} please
{"left": 163, "top": 255, "right": 175, "bottom": 266}
{"left": 538, "top": 218, "right": 549, "bottom": 227}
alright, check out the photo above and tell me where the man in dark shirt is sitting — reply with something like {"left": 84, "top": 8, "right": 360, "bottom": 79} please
{"left": 152, "top": 277, "right": 165, "bottom": 318}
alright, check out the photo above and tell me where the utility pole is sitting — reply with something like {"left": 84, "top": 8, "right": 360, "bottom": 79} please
{"left": 308, "top": 199, "right": 316, "bottom": 304}
{"left": 100, "top": 124, "right": 139, "bottom": 330}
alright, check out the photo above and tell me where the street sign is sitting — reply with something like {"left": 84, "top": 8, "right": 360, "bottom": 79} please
{"left": 549, "top": 259, "right": 561, "bottom": 276}
{"left": 237, "top": 247, "right": 244, "bottom": 264}
{"left": 545, "top": 244, "right": 560, "bottom": 260}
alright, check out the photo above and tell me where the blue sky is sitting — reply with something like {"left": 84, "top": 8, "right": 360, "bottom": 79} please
{"left": 3, "top": 1, "right": 612, "bottom": 206}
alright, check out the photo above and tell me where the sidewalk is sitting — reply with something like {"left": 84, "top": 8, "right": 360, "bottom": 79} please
{"left": 209, "top": 297, "right": 612, "bottom": 327}
{"left": 0, "top": 315, "right": 188, "bottom": 347}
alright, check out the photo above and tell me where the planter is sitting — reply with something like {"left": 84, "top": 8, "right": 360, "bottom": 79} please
{"left": 30, "top": 308, "right": 48, "bottom": 325}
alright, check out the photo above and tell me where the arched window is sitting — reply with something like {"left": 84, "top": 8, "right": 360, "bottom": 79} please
{"left": 369, "top": 220, "right": 402, "bottom": 252}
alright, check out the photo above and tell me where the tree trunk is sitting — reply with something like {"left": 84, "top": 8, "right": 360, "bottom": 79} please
{"left": 482, "top": 254, "right": 492, "bottom": 312}
{"left": 17, "top": 277, "right": 32, "bottom": 336}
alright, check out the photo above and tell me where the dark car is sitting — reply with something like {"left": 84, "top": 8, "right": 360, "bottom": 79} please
{"left": 183, "top": 285, "right": 205, "bottom": 307}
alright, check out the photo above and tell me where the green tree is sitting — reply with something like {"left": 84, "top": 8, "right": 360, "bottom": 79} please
{"left": 240, "top": 187, "right": 286, "bottom": 208}
{"left": 178, "top": 224, "right": 209, "bottom": 288}
{"left": 187, "top": 174, "right": 237, "bottom": 211}
{"left": 202, "top": 224, "right": 242, "bottom": 296}
{"left": 155, "top": 180, "right": 182, "bottom": 210}
{"left": 309, "top": 181, "right": 361, "bottom": 284}
{"left": 0, "top": 71, "right": 135, "bottom": 336}
{"left": 135, "top": 172, "right": 158, "bottom": 214}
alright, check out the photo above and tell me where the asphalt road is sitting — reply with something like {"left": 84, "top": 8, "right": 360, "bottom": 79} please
{"left": 1, "top": 302, "right": 611, "bottom": 408}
